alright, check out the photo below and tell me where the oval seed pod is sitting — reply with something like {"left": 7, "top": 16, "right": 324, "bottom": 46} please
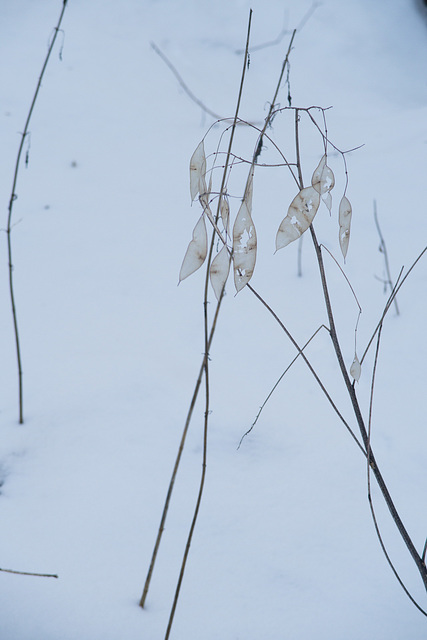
{"left": 220, "top": 196, "right": 230, "bottom": 234}
{"left": 276, "top": 186, "right": 320, "bottom": 251}
{"left": 339, "top": 195, "right": 352, "bottom": 259}
{"left": 233, "top": 200, "right": 257, "bottom": 293}
{"left": 350, "top": 354, "right": 361, "bottom": 382}
{"left": 210, "top": 244, "right": 231, "bottom": 300}
{"left": 244, "top": 164, "right": 254, "bottom": 211}
{"left": 311, "top": 154, "right": 335, "bottom": 195}
{"left": 323, "top": 190, "right": 333, "bottom": 214}
{"left": 179, "top": 214, "right": 208, "bottom": 282}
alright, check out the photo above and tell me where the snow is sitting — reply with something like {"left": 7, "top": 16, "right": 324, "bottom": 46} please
{"left": 0, "top": 0, "right": 427, "bottom": 638}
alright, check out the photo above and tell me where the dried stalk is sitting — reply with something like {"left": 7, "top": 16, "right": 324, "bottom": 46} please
{"left": 374, "top": 200, "right": 400, "bottom": 315}
{"left": 6, "top": 0, "right": 69, "bottom": 424}
{"left": 0, "top": 567, "right": 58, "bottom": 579}
{"left": 141, "top": 16, "right": 300, "bottom": 614}
{"left": 366, "top": 328, "right": 427, "bottom": 615}
{"left": 163, "top": 14, "right": 253, "bottom": 640}
{"left": 289, "top": 103, "right": 427, "bottom": 599}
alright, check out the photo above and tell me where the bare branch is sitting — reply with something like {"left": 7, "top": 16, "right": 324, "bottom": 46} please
{"left": 0, "top": 567, "right": 58, "bottom": 579}
{"left": 6, "top": 0, "right": 69, "bottom": 424}
{"left": 238, "top": 324, "right": 329, "bottom": 448}
{"left": 150, "top": 42, "right": 223, "bottom": 121}
{"left": 366, "top": 326, "right": 427, "bottom": 616}
{"left": 373, "top": 199, "right": 400, "bottom": 315}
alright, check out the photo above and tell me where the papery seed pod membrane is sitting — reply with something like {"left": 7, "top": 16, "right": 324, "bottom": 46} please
{"left": 210, "top": 245, "right": 231, "bottom": 300}
{"left": 189, "top": 140, "right": 207, "bottom": 202}
{"left": 339, "top": 196, "right": 352, "bottom": 259}
{"left": 350, "top": 355, "right": 361, "bottom": 382}
{"left": 276, "top": 187, "right": 320, "bottom": 251}
{"left": 311, "top": 154, "right": 335, "bottom": 195}
{"left": 233, "top": 200, "right": 257, "bottom": 292}
{"left": 179, "top": 215, "right": 208, "bottom": 282}
{"left": 244, "top": 164, "right": 255, "bottom": 212}
{"left": 199, "top": 192, "right": 214, "bottom": 226}
{"left": 322, "top": 191, "right": 333, "bottom": 214}
{"left": 220, "top": 196, "right": 230, "bottom": 234}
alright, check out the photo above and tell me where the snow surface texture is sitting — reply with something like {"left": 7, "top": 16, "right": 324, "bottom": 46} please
{"left": 0, "top": 0, "right": 427, "bottom": 638}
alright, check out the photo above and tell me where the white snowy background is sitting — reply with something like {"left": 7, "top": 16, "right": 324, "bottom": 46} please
{"left": 0, "top": 0, "right": 427, "bottom": 638}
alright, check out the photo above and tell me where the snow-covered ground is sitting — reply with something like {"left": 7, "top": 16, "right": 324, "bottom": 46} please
{"left": 0, "top": 1, "right": 427, "bottom": 638}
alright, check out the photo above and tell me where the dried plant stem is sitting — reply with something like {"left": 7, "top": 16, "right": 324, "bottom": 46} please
{"left": 366, "top": 328, "right": 427, "bottom": 615}
{"left": 237, "top": 324, "right": 336, "bottom": 449}
{"left": 0, "top": 567, "right": 58, "bottom": 578}
{"left": 247, "top": 284, "right": 365, "bottom": 455}
{"left": 297, "top": 235, "right": 303, "bottom": 277}
{"left": 150, "top": 42, "right": 223, "bottom": 121}
{"left": 163, "top": 13, "right": 253, "bottom": 640}
{"left": 311, "top": 224, "right": 427, "bottom": 594}
{"left": 238, "top": 324, "right": 329, "bottom": 447}
{"left": 6, "top": 0, "right": 68, "bottom": 424}
{"left": 253, "top": 29, "right": 295, "bottom": 165}
{"left": 163, "top": 291, "right": 211, "bottom": 640}
{"left": 292, "top": 110, "right": 427, "bottom": 598}
{"left": 361, "top": 246, "right": 426, "bottom": 366}
{"left": 141, "top": 11, "right": 252, "bottom": 623}
{"left": 374, "top": 200, "right": 399, "bottom": 315}
{"left": 139, "top": 293, "right": 223, "bottom": 609}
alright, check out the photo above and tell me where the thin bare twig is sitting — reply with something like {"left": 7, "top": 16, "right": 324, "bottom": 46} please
{"left": 373, "top": 200, "right": 399, "bottom": 315}
{"left": 139, "top": 291, "right": 223, "bottom": 609}
{"left": 247, "top": 284, "right": 366, "bottom": 456}
{"left": 141, "top": 21, "right": 300, "bottom": 613}
{"left": 292, "top": 106, "right": 427, "bottom": 598}
{"left": 366, "top": 327, "right": 427, "bottom": 616}
{"left": 235, "top": 2, "right": 320, "bottom": 54}
{"left": 150, "top": 42, "right": 223, "bottom": 121}
{"left": 311, "top": 220, "right": 427, "bottom": 594}
{"left": 6, "top": 0, "right": 69, "bottom": 424}
{"left": 297, "top": 236, "right": 304, "bottom": 276}
{"left": 163, "top": 15, "right": 253, "bottom": 639}
{"left": 361, "top": 245, "right": 427, "bottom": 365}
{"left": 320, "top": 243, "right": 362, "bottom": 357}
{"left": 253, "top": 30, "right": 296, "bottom": 164}
{"left": 0, "top": 567, "right": 58, "bottom": 579}
{"left": 237, "top": 324, "right": 329, "bottom": 448}
{"left": 308, "top": 220, "right": 427, "bottom": 598}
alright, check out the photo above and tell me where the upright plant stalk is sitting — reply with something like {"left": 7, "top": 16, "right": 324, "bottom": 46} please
{"left": 6, "top": 0, "right": 69, "bottom": 424}
{"left": 163, "top": 13, "right": 253, "bottom": 640}
{"left": 139, "top": 295, "right": 223, "bottom": 608}
{"left": 140, "top": 10, "right": 253, "bottom": 616}
{"left": 311, "top": 223, "right": 427, "bottom": 593}
{"left": 292, "top": 113, "right": 427, "bottom": 596}
{"left": 164, "top": 242, "right": 213, "bottom": 640}
{"left": 366, "top": 327, "right": 426, "bottom": 615}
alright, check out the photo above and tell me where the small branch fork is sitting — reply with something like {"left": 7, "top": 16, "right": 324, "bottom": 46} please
{"left": 6, "top": 0, "right": 69, "bottom": 424}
